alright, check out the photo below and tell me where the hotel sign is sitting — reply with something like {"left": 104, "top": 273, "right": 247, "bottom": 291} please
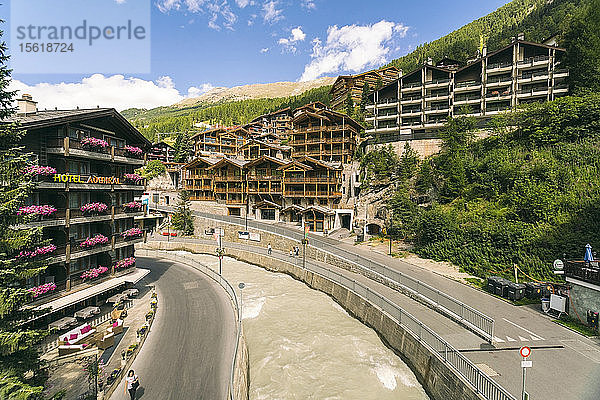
{"left": 53, "top": 173, "right": 122, "bottom": 184}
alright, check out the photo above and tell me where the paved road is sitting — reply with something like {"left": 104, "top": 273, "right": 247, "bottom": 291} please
{"left": 110, "top": 256, "right": 236, "bottom": 400}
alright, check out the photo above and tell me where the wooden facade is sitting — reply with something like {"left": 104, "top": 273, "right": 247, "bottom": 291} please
{"left": 209, "top": 158, "right": 248, "bottom": 206}
{"left": 330, "top": 66, "right": 400, "bottom": 111}
{"left": 183, "top": 157, "right": 218, "bottom": 201}
{"left": 250, "top": 107, "right": 293, "bottom": 139}
{"left": 290, "top": 105, "right": 361, "bottom": 164}
{"left": 190, "top": 126, "right": 249, "bottom": 157}
{"left": 240, "top": 138, "right": 291, "bottom": 160}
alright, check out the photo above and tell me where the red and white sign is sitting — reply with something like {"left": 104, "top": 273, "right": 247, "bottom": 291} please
{"left": 520, "top": 346, "right": 531, "bottom": 358}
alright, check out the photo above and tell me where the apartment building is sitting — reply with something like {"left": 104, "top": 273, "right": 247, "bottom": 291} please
{"left": 250, "top": 107, "right": 293, "bottom": 139}
{"left": 190, "top": 126, "right": 249, "bottom": 157}
{"left": 329, "top": 66, "right": 400, "bottom": 111}
{"left": 240, "top": 138, "right": 291, "bottom": 160}
{"left": 366, "top": 35, "right": 569, "bottom": 142}
{"left": 4, "top": 94, "right": 150, "bottom": 314}
{"left": 290, "top": 102, "right": 361, "bottom": 164}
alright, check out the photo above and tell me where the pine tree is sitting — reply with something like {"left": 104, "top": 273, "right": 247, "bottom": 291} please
{"left": 375, "top": 77, "right": 383, "bottom": 90}
{"left": 171, "top": 191, "right": 194, "bottom": 236}
{"left": 0, "top": 22, "right": 49, "bottom": 399}
{"left": 345, "top": 92, "right": 354, "bottom": 116}
{"left": 360, "top": 83, "right": 371, "bottom": 113}
{"left": 173, "top": 131, "right": 193, "bottom": 163}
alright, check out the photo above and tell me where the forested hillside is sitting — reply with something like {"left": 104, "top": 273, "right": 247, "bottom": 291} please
{"left": 123, "top": 86, "right": 331, "bottom": 142}
{"left": 388, "top": 0, "right": 587, "bottom": 73}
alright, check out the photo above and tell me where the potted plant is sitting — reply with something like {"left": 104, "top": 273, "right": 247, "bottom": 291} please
{"left": 79, "top": 234, "right": 109, "bottom": 248}
{"left": 81, "top": 136, "right": 109, "bottom": 151}
{"left": 122, "top": 201, "right": 143, "bottom": 212}
{"left": 80, "top": 202, "right": 108, "bottom": 215}
{"left": 17, "top": 205, "right": 57, "bottom": 217}
{"left": 123, "top": 173, "right": 143, "bottom": 183}
{"left": 121, "top": 227, "right": 143, "bottom": 239}
{"left": 27, "top": 282, "right": 57, "bottom": 298}
{"left": 114, "top": 257, "right": 136, "bottom": 270}
{"left": 17, "top": 244, "right": 57, "bottom": 259}
{"left": 80, "top": 266, "right": 109, "bottom": 280}
{"left": 124, "top": 145, "right": 143, "bottom": 158}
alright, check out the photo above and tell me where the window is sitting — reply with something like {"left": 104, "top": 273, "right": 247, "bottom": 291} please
{"left": 69, "top": 161, "right": 89, "bottom": 175}
{"left": 292, "top": 198, "right": 301, "bottom": 205}
{"left": 307, "top": 198, "right": 314, "bottom": 205}
{"left": 319, "top": 199, "right": 328, "bottom": 206}
{"left": 153, "top": 194, "right": 159, "bottom": 203}
{"left": 69, "top": 224, "right": 90, "bottom": 240}
{"left": 261, "top": 209, "right": 276, "bottom": 220}
{"left": 69, "top": 192, "right": 90, "bottom": 209}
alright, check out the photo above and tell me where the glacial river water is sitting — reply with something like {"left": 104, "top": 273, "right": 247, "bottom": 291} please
{"left": 191, "top": 253, "right": 429, "bottom": 400}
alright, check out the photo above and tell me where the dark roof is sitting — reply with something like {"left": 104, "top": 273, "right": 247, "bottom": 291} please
{"left": 183, "top": 156, "right": 220, "bottom": 169}
{"left": 245, "top": 155, "right": 288, "bottom": 168}
{"left": 2, "top": 108, "right": 151, "bottom": 146}
{"left": 240, "top": 138, "right": 291, "bottom": 151}
{"left": 208, "top": 157, "right": 248, "bottom": 170}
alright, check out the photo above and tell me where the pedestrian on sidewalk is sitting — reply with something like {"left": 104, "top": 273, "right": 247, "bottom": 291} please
{"left": 125, "top": 369, "right": 140, "bottom": 400}
{"left": 294, "top": 246, "right": 300, "bottom": 257}
{"left": 289, "top": 248, "right": 294, "bottom": 257}
{"left": 267, "top": 243, "right": 272, "bottom": 255}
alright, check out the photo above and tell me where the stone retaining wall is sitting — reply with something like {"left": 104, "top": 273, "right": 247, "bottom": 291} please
{"left": 143, "top": 241, "right": 485, "bottom": 400}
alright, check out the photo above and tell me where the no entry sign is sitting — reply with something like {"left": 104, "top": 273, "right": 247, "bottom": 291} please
{"left": 520, "top": 346, "right": 531, "bottom": 358}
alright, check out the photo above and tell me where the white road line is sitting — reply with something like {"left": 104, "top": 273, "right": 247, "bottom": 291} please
{"left": 531, "top": 335, "right": 542, "bottom": 341}
{"left": 502, "top": 318, "right": 546, "bottom": 340}
{"left": 519, "top": 336, "right": 529, "bottom": 342}
{"left": 506, "top": 336, "right": 517, "bottom": 342}
{"left": 493, "top": 336, "right": 505, "bottom": 343}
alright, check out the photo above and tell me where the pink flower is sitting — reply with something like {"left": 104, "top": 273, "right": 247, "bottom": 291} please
{"left": 17, "top": 205, "right": 57, "bottom": 216}
{"left": 121, "top": 228, "right": 143, "bottom": 238}
{"left": 28, "top": 282, "right": 57, "bottom": 298}
{"left": 124, "top": 146, "right": 143, "bottom": 156}
{"left": 81, "top": 137, "right": 109, "bottom": 148}
{"left": 79, "top": 234, "right": 109, "bottom": 248}
{"left": 123, "top": 173, "right": 143, "bottom": 182}
{"left": 80, "top": 266, "right": 109, "bottom": 280}
{"left": 24, "top": 165, "right": 57, "bottom": 176}
{"left": 17, "top": 244, "right": 57, "bottom": 259}
{"left": 122, "top": 202, "right": 143, "bottom": 211}
{"left": 80, "top": 202, "right": 109, "bottom": 214}
{"left": 114, "top": 257, "right": 136, "bottom": 269}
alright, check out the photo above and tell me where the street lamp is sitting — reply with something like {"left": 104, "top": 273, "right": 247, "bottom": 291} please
{"left": 238, "top": 282, "right": 245, "bottom": 322}
{"left": 215, "top": 228, "right": 225, "bottom": 275}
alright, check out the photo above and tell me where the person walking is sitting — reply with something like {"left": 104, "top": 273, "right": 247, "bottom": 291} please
{"left": 289, "top": 248, "right": 294, "bottom": 257}
{"left": 294, "top": 246, "right": 300, "bottom": 257}
{"left": 267, "top": 243, "right": 272, "bottom": 255}
{"left": 125, "top": 369, "right": 139, "bottom": 400}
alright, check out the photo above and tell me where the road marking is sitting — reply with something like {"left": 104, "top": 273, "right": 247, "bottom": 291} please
{"left": 531, "top": 335, "right": 542, "bottom": 341}
{"left": 560, "top": 339, "right": 600, "bottom": 363}
{"left": 502, "top": 318, "right": 546, "bottom": 340}
{"left": 493, "top": 336, "right": 505, "bottom": 343}
{"left": 519, "top": 336, "right": 529, "bottom": 342}
{"left": 506, "top": 336, "right": 517, "bottom": 342}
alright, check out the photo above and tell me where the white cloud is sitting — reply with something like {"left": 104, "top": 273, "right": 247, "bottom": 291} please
{"left": 115, "top": 0, "right": 126, "bottom": 3}
{"left": 260, "top": 47, "right": 270, "bottom": 53}
{"left": 235, "top": 0, "right": 254, "bottom": 7}
{"left": 156, "top": 0, "right": 238, "bottom": 30}
{"left": 9, "top": 74, "right": 212, "bottom": 111}
{"left": 301, "top": 0, "right": 316, "bottom": 9}
{"left": 262, "top": 1, "right": 283, "bottom": 24}
{"left": 299, "top": 20, "right": 408, "bottom": 81}
{"left": 278, "top": 26, "right": 306, "bottom": 53}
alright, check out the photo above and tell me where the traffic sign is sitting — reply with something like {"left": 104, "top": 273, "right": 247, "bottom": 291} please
{"left": 521, "top": 360, "right": 532, "bottom": 368}
{"left": 520, "top": 346, "right": 531, "bottom": 358}
{"left": 304, "top": 225, "right": 309, "bottom": 239}
{"left": 553, "top": 259, "right": 564, "bottom": 271}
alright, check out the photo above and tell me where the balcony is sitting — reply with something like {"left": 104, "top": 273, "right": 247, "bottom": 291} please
{"left": 400, "top": 109, "right": 422, "bottom": 117}
{"left": 486, "top": 61, "right": 513, "bottom": 74}
{"left": 425, "top": 93, "right": 450, "bottom": 101}
{"left": 518, "top": 70, "right": 549, "bottom": 83}
{"left": 486, "top": 91, "right": 512, "bottom": 101}
{"left": 454, "top": 81, "right": 481, "bottom": 92}
{"left": 485, "top": 104, "right": 512, "bottom": 114}
{"left": 486, "top": 76, "right": 512, "bottom": 88}
{"left": 425, "top": 78, "right": 451, "bottom": 88}
{"left": 374, "top": 98, "right": 399, "bottom": 107}
{"left": 553, "top": 69, "right": 569, "bottom": 79}
{"left": 36, "top": 173, "right": 145, "bottom": 191}
{"left": 424, "top": 105, "right": 450, "bottom": 114}
{"left": 424, "top": 119, "right": 447, "bottom": 127}
{"left": 47, "top": 138, "right": 145, "bottom": 166}
{"left": 553, "top": 84, "right": 569, "bottom": 94}
{"left": 517, "top": 55, "right": 550, "bottom": 68}
{"left": 190, "top": 196, "right": 215, "bottom": 201}
{"left": 214, "top": 175, "right": 243, "bottom": 182}
{"left": 517, "top": 87, "right": 549, "bottom": 98}
{"left": 564, "top": 261, "right": 600, "bottom": 286}
{"left": 454, "top": 95, "right": 481, "bottom": 105}
{"left": 247, "top": 174, "right": 282, "bottom": 181}
{"left": 376, "top": 113, "right": 398, "bottom": 121}
{"left": 401, "top": 82, "right": 422, "bottom": 92}
{"left": 283, "top": 177, "right": 339, "bottom": 183}
{"left": 400, "top": 96, "right": 422, "bottom": 105}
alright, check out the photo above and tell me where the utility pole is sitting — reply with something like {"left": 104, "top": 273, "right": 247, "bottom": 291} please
{"left": 215, "top": 228, "right": 225, "bottom": 275}
{"left": 302, "top": 225, "right": 309, "bottom": 270}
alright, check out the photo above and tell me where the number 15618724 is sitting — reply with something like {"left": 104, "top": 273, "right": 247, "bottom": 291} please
{"left": 19, "top": 43, "right": 74, "bottom": 52}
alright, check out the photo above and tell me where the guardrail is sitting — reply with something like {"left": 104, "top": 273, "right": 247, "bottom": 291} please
{"left": 150, "top": 205, "right": 495, "bottom": 343}
{"left": 137, "top": 249, "right": 243, "bottom": 400}
{"left": 144, "top": 239, "right": 515, "bottom": 400}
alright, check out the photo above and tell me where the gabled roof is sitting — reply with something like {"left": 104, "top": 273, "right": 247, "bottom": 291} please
{"left": 151, "top": 141, "right": 175, "bottom": 150}
{"left": 295, "top": 155, "right": 341, "bottom": 170}
{"left": 277, "top": 159, "right": 313, "bottom": 171}
{"left": 293, "top": 108, "right": 363, "bottom": 130}
{"left": 300, "top": 205, "right": 336, "bottom": 215}
{"left": 183, "top": 156, "right": 220, "bottom": 169}
{"left": 329, "top": 66, "right": 400, "bottom": 93}
{"left": 244, "top": 155, "right": 288, "bottom": 168}
{"left": 1, "top": 108, "right": 151, "bottom": 146}
{"left": 190, "top": 127, "right": 228, "bottom": 140}
{"left": 253, "top": 200, "right": 282, "bottom": 209}
{"left": 240, "top": 138, "right": 291, "bottom": 151}
{"left": 250, "top": 107, "right": 292, "bottom": 123}
{"left": 207, "top": 157, "right": 248, "bottom": 170}
{"left": 281, "top": 205, "right": 306, "bottom": 213}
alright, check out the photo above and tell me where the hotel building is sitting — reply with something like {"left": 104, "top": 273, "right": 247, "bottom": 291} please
{"left": 329, "top": 66, "right": 400, "bottom": 111}
{"left": 365, "top": 36, "right": 569, "bottom": 143}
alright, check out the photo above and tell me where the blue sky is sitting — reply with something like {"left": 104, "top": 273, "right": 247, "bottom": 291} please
{"left": 3, "top": 0, "right": 512, "bottom": 110}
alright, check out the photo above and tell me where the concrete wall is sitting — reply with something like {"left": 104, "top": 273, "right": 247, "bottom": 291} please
{"left": 568, "top": 278, "right": 600, "bottom": 329}
{"left": 233, "top": 333, "right": 250, "bottom": 400}
{"left": 143, "top": 240, "right": 484, "bottom": 400}
{"left": 366, "top": 138, "right": 443, "bottom": 159}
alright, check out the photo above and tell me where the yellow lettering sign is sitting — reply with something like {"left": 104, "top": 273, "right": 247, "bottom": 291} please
{"left": 52, "top": 174, "right": 124, "bottom": 185}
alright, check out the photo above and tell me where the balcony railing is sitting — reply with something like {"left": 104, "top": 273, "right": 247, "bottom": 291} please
{"left": 487, "top": 61, "right": 512, "bottom": 70}
{"left": 402, "top": 82, "right": 422, "bottom": 89}
{"left": 283, "top": 177, "right": 339, "bottom": 183}
{"left": 455, "top": 80, "right": 480, "bottom": 88}
{"left": 518, "top": 55, "right": 550, "bottom": 65}
{"left": 565, "top": 261, "right": 600, "bottom": 286}
{"left": 425, "top": 78, "right": 451, "bottom": 85}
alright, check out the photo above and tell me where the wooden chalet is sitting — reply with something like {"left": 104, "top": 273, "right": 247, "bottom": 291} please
{"left": 208, "top": 158, "right": 248, "bottom": 209}
{"left": 329, "top": 66, "right": 400, "bottom": 111}
{"left": 183, "top": 157, "right": 219, "bottom": 201}
{"left": 190, "top": 126, "right": 248, "bottom": 157}
{"left": 250, "top": 107, "right": 293, "bottom": 138}
{"left": 245, "top": 155, "right": 286, "bottom": 205}
{"left": 290, "top": 105, "right": 362, "bottom": 164}
{"left": 240, "top": 138, "right": 291, "bottom": 160}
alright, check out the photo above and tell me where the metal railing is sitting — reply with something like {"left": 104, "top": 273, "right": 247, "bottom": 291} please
{"left": 150, "top": 205, "right": 495, "bottom": 343}
{"left": 145, "top": 239, "right": 514, "bottom": 400}
{"left": 137, "top": 249, "right": 243, "bottom": 400}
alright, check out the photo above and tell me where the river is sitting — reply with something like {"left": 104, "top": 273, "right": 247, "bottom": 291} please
{"left": 189, "top": 253, "right": 429, "bottom": 400}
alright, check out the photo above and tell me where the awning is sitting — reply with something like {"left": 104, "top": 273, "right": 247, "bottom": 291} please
{"left": 31, "top": 268, "right": 150, "bottom": 317}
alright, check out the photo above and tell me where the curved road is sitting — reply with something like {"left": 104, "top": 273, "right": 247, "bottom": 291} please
{"left": 110, "top": 256, "right": 236, "bottom": 400}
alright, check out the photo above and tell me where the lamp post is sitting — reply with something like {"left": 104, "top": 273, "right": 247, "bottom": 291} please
{"left": 302, "top": 225, "right": 309, "bottom": 270}
{"left": 238, "top": 282, "right": 245, "bottom": 322}
{"left": 215, "top": 228, "right": 225, "bottom": 275}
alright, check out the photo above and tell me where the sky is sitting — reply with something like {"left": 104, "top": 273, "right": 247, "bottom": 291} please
{"left": 2, "top": 0, "right": 512, "bottom": 110}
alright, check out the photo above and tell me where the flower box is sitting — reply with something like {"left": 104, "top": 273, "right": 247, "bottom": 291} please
{"left": 17, "top": 244, "right": 57, "bottom": 259}
{"left": 80, "top": 266, "right": 109, "bottom": 280}
{"left": 114, "top": 257, "right": 136, "bottom": 270}
{"left": 24, "top": 165, "right": 57, "bottom": 176}
{"left": 80, "top": 202, "right": 109, "bottom": 215}
{"left": 28, "top": 282, "right": 57, "bottom": 298}
{"left": 123, "top": 173, "right": 143, "bottom": 183}
{"left": 124, "top": 145, "right": 143, "bottom": 158}
{"left": 79, "top": 234, "right": 109, "bottom": 248}
{"left": 122, "top": 202, "right": 143, "bottom": 212}
{"left": 17, "top": 205, "right": 57, "bottom": 217}
{"left": 81, "top": 136, "right": 109, "bottom": 150}
{"left": 121, "top": 228, "right": 143, "bottom": 239}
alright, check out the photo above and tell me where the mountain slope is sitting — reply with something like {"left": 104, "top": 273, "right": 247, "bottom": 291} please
{"left": 175, "top": 76, "right": 335, "bottom": 107}
{"left": 389, "top": 0, "right": 586, "bottom": 73}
